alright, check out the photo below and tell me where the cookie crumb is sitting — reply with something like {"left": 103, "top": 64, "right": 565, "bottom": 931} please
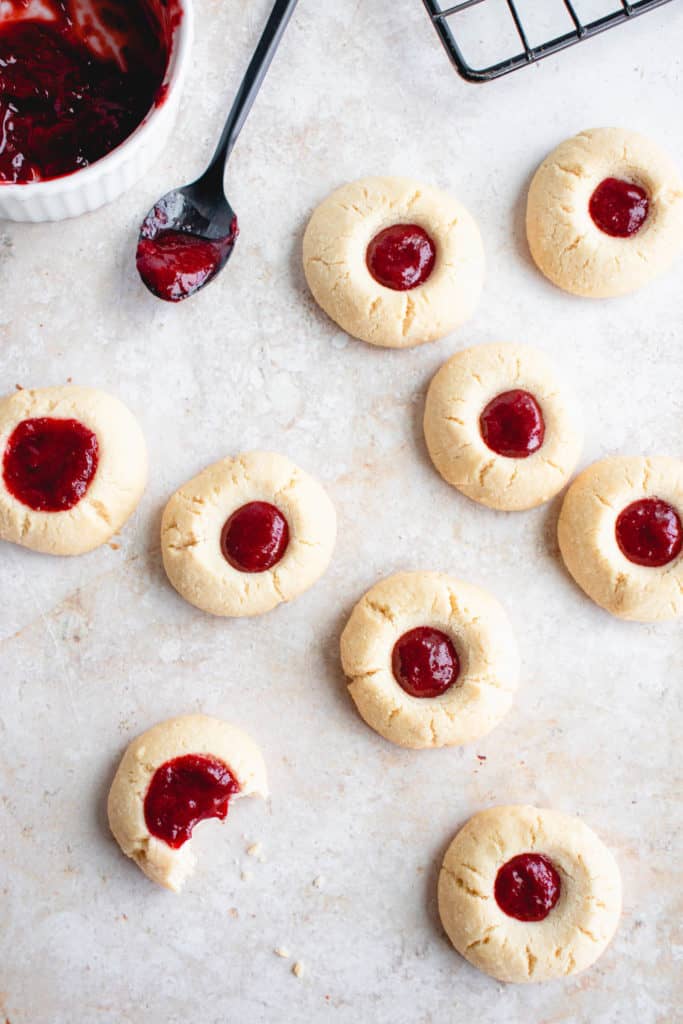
{"left": 247, "top": 842, "right": 265, "bottom": 861}
{"left": 241, "top": 870, "right": 253, "bottom": 882}
{"left": 274, "top": 947, "right": 290, "bottom": 959}
{"left": 312, "top": 875, "right": 324, "bottom": 889}
{"left": 292, "top": 961, "right": 305, "bottom": 978}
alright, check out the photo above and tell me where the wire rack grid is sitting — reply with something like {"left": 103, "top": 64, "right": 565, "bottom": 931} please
{"left": 422, "top": 0, "right": 676, "bottom": 82}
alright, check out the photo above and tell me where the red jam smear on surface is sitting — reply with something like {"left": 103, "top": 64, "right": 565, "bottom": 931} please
{"left": 0, "top": 0, "right": 180, "bottom": 183}
{"left": 144, "top": 754, "right": 240, "bottom": 850}
{"left": 615, "top": 498, "right": 683, "bottom": 568}
{"left": 391, "top": 627, "right": 460, "bottom": 699}
{"left": 366, "top": 224, "right": 436, "bottom": 291}
{"left": 221, "top": 501, "right": 290, "bottom": 574}
{"left": 494, "top": 853, "right": 561, "bottom": 922}
{"left": 136, "top": 227, "right": 237, "bottom": 302}
{"left": 480, "top": 389, "right": 545, "bottom": 459}
{"left": 589, "top": 178, "right": 649, "bottom": 238}
{"left": 3, "top": 416, "right": 99, "bottom": 512}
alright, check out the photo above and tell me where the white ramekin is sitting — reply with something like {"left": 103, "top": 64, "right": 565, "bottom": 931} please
{"left": 0, "top": 0, "right": 194, "bottom": 223}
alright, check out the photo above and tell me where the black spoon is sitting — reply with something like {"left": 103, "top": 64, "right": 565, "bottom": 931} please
{"left": 136, "top": 0, "right": 299, "bottom": 303}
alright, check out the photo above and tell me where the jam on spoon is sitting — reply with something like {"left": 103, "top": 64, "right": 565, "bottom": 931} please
{"left": 136, "top": 222, "right": 238, "bottom": 303}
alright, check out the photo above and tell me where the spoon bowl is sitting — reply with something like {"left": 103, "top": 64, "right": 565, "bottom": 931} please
{"left": 136, "top": 177, "right": 238, "bottom": 302}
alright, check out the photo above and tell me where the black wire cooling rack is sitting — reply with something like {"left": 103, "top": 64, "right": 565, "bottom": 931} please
{"left": 422, "top": 0, "right": 675, "bottom": 82}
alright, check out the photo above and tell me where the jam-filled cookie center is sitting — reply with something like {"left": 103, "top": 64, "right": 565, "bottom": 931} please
{"left": 480, "top": 389, "right": 545, "bottom": 459}
{"left": 494, "top": 852, "right": 561, "bottom": 922}
{"left": 144, "top": 754, "right": 240, "bottom": 849}
{"left": 616, "top": 497, "right": 682, "bottom": 568}
{"left": 3, "top": 416, "right": 99, "bottom": 512}
{"left": 589, "top": 178, "right": 649, "bottom": 238}
{"left": 366, "top": 224, "right": 436, "bottom": 291}
{"left": 220, "top": 501, "right": 290, "bottom": 573}
{"left": 391, "top": 627, "right": 460, "bottom": 699}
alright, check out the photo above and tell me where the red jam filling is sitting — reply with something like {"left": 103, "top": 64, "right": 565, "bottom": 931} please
{"left": 0, "top": 0, "right": 179, "bottom": 183}
{"left": 3, "top": 416, "right": 98, "bottom": 512}
{"left": 366, "top": 224, "right": 436, "bottom": 291}
{"left": 144, "top": 754, "right": 240, "bottom": 849}
{"left": 136, "top": 226, "right": 238, "bottom": 302}
{"left": 391, "top": 627, "right": 460, "bottom": 699}
{"left": 494, "top": 853, "right": 561, "bottom": 922}
{"left": 480, "top": 389, "right": 545, "bottom": 459}
{"left": 589, "top": 178, "right": 649, "bottom": 238}
{"left": 221, "top": 501, "right": 290, "bottom": 573}
{"left": 615, "top": 498, "right": 683, "bottom": 568}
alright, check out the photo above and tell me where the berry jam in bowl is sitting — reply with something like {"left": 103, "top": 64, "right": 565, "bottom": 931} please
{"left": 0, "top": 0, "right": 193, "bottom": 222}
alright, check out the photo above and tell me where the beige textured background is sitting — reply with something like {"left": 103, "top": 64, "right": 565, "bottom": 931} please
{"left": 0, "top": 1, "right": 682, "bottom": 1021}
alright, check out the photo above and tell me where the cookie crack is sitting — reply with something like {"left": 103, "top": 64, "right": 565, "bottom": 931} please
{"left": 166, "top": 538, "right": 199, "bottom": 552}
{"left": 446, "top": 869, "right": 489, "bottom": 901}
{"left": 86, "top": 498, "right": 112, "bottom": 526}
{"left": 560, "top": 234, "right": 586, "bottom": 257}
{"left": 478, "top": 459, "right": 496, "bottom": 487}
{"left": 542, "top": 457, "right": 564, "bottom": 474}
{"left": 274, "top": 474, "right": 299, "bottom": 502}
{"left": 365, "top": 599, "right": 396, "bottom": 625}
{"left": 447, "top": 591, "right": 461, "bottom": 619}
{"left": 592, "top": 490, "right": 614, "bottom": 510}
{"left": 461, "top": 861, "right": 486, "bottom": 880}
{"left": 307, "top": 256, "right": 346, "bottom": 268}
{"left": 401, "top": 296, "right": 416, "bottom": 338}
{"left": 555, "top": 162, "right": 586, "bottom": 180}
{"left": 505, "top": 465, "right": 520, "bottom": 490}
{"left": 330, "top": 272, "right": 351, "bottom": 294}
{"left": 338, "top": 202, "right": 365, "bottom": 218}
{"left": 271, "top": 571, "right": 286, "bottom": 602}
{"left": 467, "top": 673, "right": 504, "bottom": 691}
{"left": 528, "top": 817, "right": 539, "bottom": 848}
{"left": 464, "top": 925, "right": 499, "bottom": 952}
{"left": 613, "top": 572, "right": 629, "bottom": 607}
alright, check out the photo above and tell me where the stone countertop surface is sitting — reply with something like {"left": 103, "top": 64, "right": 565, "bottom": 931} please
{"left": 0, "top": 1, "right": 682, "bottom": 1022}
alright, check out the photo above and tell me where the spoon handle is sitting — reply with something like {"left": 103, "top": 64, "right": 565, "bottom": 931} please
{"left": 204, "top": 0, "right": 299, "bottom": 183}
